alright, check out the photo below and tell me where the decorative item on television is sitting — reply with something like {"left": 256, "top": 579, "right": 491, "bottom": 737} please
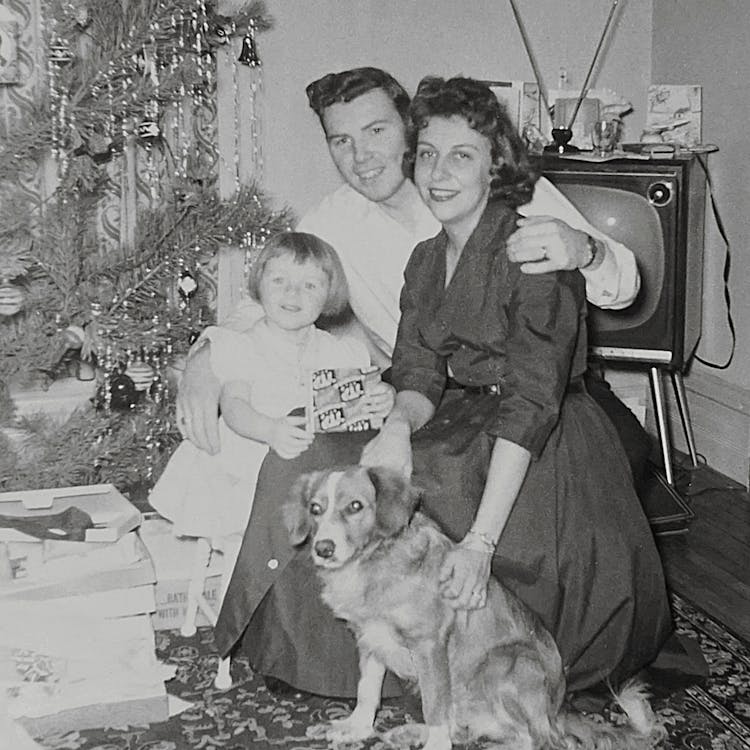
{"left": 0, "top": 8, "right": 20, "bottom": 84}
{"left": 507, "top": 0, "right": 623, "bottom": 153}
{"left": 645, "top": 84, "right": 702, "bottom": 148}
{"left": 308, "top": 366, "right": 382, "bottom": 433}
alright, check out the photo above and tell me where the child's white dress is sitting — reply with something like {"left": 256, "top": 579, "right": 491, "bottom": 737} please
{"left": 149, "top": 320, "right": 370, "bottom": 542}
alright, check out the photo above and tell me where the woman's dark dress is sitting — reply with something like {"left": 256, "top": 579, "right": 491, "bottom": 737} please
{"left": 215, "top": 200, "right": 677, "bottom": 697}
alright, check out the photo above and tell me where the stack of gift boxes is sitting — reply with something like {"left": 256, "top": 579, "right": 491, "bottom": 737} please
{"left": 0, "top": 485, "right": 172, "bottom": 738}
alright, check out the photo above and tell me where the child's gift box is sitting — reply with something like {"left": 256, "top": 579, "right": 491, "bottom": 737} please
{"left": 308, "top": 365, "right": 383, "bottom": 433}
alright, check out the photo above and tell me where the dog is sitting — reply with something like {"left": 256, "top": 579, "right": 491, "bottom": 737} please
{"left": 284, "top": 465, "right": 666, "bottom": 750}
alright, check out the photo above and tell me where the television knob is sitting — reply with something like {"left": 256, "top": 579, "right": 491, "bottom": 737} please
{"left": 647, "top": 181, "right": 673, "bottom": 206}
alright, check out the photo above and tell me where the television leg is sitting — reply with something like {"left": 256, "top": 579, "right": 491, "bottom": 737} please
{"left": 671, "top": 371, "right": 700, "bottom": 468}
{"left": 649, "top": 366, "right": 675, "bottom": 487}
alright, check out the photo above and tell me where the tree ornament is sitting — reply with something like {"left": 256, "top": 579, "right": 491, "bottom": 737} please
{"left": 188, "top": 330, "right": 201, "bottom": 345}
{"left": 208, "top": 23, "right": 231, "bottom": 47}
{"left": 177, "top": 270, "right": 198, "bottom": 300}
{"left": 84, "top": 131, "right": 122, "bottom": 164}
{"left": 125, "top": 360, "right": 155, "bottom": 392}
{"left": 63, "top": 325, "right": 86, "bottom": 349}
{"left": 148, "top": 374, "right": 165, "bottom": 402}
{"left": 74, "top": 5, "right": 92, "bottom": 30}
{"left": 49, "top": 39, "right": 74, "bottom": 66}
{"left": 0, "top": 281, "right": 24, "bottom": 316}
{"left": 77, "top": 359, "right": 96, "bottom": 381}
{"left": 238, "top": 22, "right": 261, "bottom": 67}
{"left": 137, "top": 119, "right": 160, "bottom": 144}
{"left": 109, "top": 371, "right": 137, "bottom": 410}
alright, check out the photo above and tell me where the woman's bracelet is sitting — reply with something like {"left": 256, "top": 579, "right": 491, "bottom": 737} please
{"left": 463, "top": 529, "right": 497, "bottom": 553}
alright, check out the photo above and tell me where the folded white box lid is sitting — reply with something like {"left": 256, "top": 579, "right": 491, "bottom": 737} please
{"left": 0, "top": 484, "right": 141, "bottom": 543}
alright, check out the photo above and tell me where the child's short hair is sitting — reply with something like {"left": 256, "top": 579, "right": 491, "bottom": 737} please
{"left": 247, "top": 231, "right": 350, "bottom": 318}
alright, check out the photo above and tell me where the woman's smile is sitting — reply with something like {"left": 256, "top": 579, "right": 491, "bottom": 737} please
{"left": 427, "top": 188, "right": 460, "bottom": 201}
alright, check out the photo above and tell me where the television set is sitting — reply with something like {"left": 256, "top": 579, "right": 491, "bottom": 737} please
{"left": 532, "top": 153, "right": 707, "bottom": 372}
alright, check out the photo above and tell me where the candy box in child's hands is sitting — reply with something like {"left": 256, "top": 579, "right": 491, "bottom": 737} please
{"left": 308, "top": 366, "right": 383, "bottom": 433}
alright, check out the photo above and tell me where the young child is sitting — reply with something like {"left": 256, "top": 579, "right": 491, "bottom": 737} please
{"left": 149, "top": 232, "right": 393, "bottom": 543}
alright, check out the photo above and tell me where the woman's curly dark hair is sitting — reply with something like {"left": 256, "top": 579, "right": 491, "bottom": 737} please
{"left": 404, "top": 76, "right": 538, "bottom": 208}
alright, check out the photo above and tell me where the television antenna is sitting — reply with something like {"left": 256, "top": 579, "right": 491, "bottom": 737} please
{"left": 507, "top": 0, "right": 621, "bottom": 152}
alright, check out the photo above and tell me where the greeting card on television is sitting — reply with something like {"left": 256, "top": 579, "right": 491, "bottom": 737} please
{"left": 484, "top": 81, "right": 544, "bottom": 135}
{"left": 308, "top": 366, "right": 382, "bottom": 433}
{"left": 646, "top": 84, "right": 702, "bottom": 148}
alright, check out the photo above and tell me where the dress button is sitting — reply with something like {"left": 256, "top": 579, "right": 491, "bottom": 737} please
{"left": 267, "top": 558, "right": 279, "bottom": 570}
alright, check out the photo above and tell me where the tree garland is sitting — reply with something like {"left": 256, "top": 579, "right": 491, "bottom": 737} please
{"left": 0, "top": 0, "right": 291, "bottom": 492}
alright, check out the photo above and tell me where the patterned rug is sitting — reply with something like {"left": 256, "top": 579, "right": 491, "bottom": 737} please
{"left": 33, "top": 594, "right": 750, "bottom": 750}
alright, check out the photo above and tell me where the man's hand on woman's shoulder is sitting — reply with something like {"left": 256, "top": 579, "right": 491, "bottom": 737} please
{"left": 507, "top": 215, "right": 598, "bottom": 273}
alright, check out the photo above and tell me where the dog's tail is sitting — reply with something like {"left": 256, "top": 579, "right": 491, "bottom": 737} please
{"left": 554, "top": 680, "right": 666, "bottom": 750}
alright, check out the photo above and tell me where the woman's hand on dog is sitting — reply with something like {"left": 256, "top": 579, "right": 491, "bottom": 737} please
{"left": 439, "top": 542, "right": 492, "bottom": 610}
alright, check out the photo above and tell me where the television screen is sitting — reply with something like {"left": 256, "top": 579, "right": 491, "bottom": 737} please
{"left": 538, "top": 155, "right": 706, "bottom": 370}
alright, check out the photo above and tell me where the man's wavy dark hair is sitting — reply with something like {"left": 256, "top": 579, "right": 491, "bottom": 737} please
{"left": 405, "top": 76, "right": 538, "bottom": 208}
{"left": 306, "top": 67, "right": 411, "bottom": 128}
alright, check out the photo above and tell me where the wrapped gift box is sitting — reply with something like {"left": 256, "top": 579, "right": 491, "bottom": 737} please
{"left": 1, "top": 613, "right": 171, "bottom": 734}
{"left": 0, "top": 489, "right": 169, "bottom": 736}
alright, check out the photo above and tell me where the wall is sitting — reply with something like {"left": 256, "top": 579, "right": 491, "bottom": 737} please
{"left": 256, "top": 0, "right": 653, "bottom": 217}
{"left": 652, "top": 1, "right": 750, "bottom": 484}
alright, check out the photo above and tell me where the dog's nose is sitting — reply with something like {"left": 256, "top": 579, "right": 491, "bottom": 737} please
{"left": 314, "top": 539, "right": 335, "bottom": 559}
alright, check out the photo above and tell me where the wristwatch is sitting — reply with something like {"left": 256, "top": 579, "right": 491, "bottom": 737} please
{"left": 580, "top": 234, "right": 600, "bottom": 270}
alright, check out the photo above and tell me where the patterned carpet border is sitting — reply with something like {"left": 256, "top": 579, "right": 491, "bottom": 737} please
{"left": 31, "top": 594, "right": 750, "bottom": 750}
{"left": 669, "top": 594, "right": 750, "bottom": 749}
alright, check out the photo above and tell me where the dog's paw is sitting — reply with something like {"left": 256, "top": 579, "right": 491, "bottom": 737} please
{"left": 326, "top": 715, "right": 375, "bottom": 744}
{"left": 381, "top": 722, "right": 428, "bottom": 747}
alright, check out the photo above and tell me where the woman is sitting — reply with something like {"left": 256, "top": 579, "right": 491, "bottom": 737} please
{"left": 361, "top": 76, "right": 673, "bottom": 692}
{"left": 215, "top": 76, "right": 696, "bottom": 701}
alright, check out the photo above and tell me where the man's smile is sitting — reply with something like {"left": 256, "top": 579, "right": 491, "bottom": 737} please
{"left": 358, "top": 168, "right": 384, "bottom": 182}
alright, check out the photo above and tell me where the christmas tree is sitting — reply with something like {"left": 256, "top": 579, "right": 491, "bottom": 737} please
{"left": 0, "top": 0, "right": 291, "bottom": 493}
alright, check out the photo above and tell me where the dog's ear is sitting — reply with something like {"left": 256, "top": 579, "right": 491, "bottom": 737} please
{"left": 366, "top": 466, "right": 422, "bottom": 537}
{"left": 283, "top": 472, "right": 320, "bottom": 546}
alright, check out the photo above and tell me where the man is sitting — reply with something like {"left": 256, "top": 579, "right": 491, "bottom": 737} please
{"left": 177, "top": 67, "right": 649, "bottom": 483}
